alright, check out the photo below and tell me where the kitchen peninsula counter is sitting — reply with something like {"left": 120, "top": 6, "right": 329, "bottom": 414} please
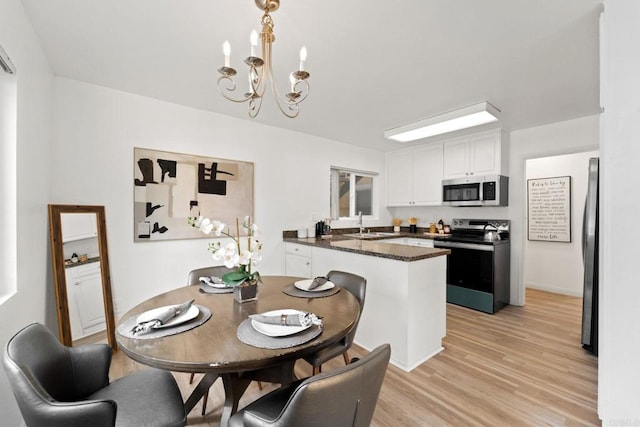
{"left": 283, "top": 234, "right": 449, "bottom": 372}
{"left": 282, "top": 236, "right": 450, "bottom": 261}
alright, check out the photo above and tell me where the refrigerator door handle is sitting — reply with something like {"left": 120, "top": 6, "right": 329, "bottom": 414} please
{"left": 582, "top": 197, "right": 588, "bottom": 264}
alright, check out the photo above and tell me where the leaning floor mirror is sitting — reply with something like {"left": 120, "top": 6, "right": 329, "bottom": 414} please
{"left": 48, "top": 204, "right": 117, "bottom": 350}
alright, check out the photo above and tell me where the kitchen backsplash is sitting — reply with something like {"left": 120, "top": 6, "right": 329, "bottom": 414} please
{"left": 63, "top": 236, "right": 99, "bottom": 259}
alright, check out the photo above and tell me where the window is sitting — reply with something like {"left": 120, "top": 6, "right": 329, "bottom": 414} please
{"left": 0, "top": 42, "right": 17, "bottom": 304}
{"left": 330, "top": 167, "right": 377, "bottom": 219}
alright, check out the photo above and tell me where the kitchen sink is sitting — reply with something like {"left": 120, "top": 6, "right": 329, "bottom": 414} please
{"left": 343, "top": 232, "right": 399, "bottom": 239}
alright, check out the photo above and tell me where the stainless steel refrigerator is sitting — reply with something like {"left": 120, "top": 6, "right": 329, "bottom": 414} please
{"left": 581, "top": 157, "right": 599, "bottom": 355}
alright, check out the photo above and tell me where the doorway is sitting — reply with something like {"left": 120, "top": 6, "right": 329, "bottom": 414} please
{"left": 523, "top": 150, "right": 599, "bottom": 297}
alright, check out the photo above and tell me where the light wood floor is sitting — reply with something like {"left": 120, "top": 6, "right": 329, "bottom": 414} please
{"left": 110, "top": 288, "right": 599, "bottom": 426}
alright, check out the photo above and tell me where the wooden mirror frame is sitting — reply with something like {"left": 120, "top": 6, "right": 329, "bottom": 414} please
{"left": 48, "top": 204, "right": 117, "bottom": 350}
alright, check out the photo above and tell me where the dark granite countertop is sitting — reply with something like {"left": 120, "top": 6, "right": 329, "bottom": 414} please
{"left": 64, "top": 256, "right": 100, "bottom": 269}
{"left": 283, "top": 236, "right": 450, "bottom": 262}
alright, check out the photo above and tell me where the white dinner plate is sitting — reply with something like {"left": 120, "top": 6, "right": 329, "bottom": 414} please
{"left": 136, "top": 304, "right": 199, "bottom": 329}
{"left": 294, "top": 279, "right": 335, "bottom": 292}
{"left": 251, "top": 309, "right": 311, "bottom": 337}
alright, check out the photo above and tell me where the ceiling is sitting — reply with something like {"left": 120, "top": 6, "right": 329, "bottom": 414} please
{"left": 21, "top": 0, "right": 603, "bottom": 152}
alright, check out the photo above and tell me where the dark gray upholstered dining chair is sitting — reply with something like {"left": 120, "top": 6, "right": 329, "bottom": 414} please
{"left": 304, "top": 270, "right": 367, "bottom": 375}
{"left": 3, "top": 323, "right": 186, "bottom": 427}
{"left": 228, "top": 343, "right": 390, "bottom": 427}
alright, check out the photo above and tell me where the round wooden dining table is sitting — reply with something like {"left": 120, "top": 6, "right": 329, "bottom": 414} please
{"left": 116, "top": 275, "right": 360, "bottom": 426}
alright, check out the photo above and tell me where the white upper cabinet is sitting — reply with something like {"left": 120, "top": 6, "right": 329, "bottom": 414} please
{"left": 387, "top": 142, "right": 443, "bottom": 206}
{"left": 443, "top": 129, "right": 508, "bottom": 179}
{"left": 386, "top": 150, "right": 413, "bottom": 206}
{"left": 61, "top": 213, "right": 98, "bottom": 243}
{"left": 441, "top": 139, "right": 468, "bottom": 178}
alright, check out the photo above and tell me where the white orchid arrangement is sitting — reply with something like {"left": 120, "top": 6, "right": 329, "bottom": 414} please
{"left": 188, "top": 215, "right": 263, "bottom": 286}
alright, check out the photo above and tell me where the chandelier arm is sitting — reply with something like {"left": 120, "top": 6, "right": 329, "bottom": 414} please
{"left": 270, "top": 78, "right": 309, "bottom": 115}
{"left": 217, "top": 75, "right": 254, "bottom": 103}
{"left": 248, "top": 95, "right": 264, "bottom": 118}
{"left": 271, "top": 88, "right": 300, "bottom": 118}
{"left": 262, "top": 77, "right": 300, "bottom": 117}
{"left": 291, "top": 79, "right": 310, "bottom": 103}
{"left": 259, "top": 32, "right": 301, "bottom": 118}
{"left": 252, "top": 61, "right": 268, "bottom": 99}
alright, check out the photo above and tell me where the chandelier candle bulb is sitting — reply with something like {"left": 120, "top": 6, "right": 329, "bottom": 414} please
{"left": 223, "top": 41, "right": 231, "bottom": 68}
{"left": 289, "top": 74, "right": 295, "bottom": 92}
{"left": 250, "top": 30, "right": 258, "bottom": 58}
{"left": 248, "top": 74, "right": 254, "bottom": 94}
{"left": 299, "top": 46, "right": 307, "bottom": 71}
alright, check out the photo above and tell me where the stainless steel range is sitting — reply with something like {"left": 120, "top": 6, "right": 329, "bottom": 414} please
{"left": 433, "top": 219, "right": 510, "bottom": 314}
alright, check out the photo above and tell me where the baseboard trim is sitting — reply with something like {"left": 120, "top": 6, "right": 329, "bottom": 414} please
{"left": 525, "top": 283, "right": 582, "bottom": 297}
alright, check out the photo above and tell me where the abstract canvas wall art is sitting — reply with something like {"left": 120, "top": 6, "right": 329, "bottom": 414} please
{"left": 133, "top": 147, "right": 254, "bottom": 241}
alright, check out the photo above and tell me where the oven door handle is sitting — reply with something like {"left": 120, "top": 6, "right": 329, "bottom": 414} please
{"left": 434, "top": 241, "right": 494, "bottom": 252}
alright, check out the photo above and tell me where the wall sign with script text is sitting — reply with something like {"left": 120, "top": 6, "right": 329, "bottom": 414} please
{"left": 527, "top": 176, "right": 571, "bottom": 242}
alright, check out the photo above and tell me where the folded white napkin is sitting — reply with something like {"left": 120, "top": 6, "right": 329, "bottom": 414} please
{"left": 199, "top": 276, "right": 228, "bottom": 288}
{"left": 130, "top": 299, "right": 195, "bottom": 335}
{"left": 249, "top": 311, "right": 322, "bottom": 327}
{"left": 308, "top": 276, "right": 329, "bottom": 290}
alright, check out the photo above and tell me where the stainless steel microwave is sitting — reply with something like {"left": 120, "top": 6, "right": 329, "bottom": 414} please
{"left": 442, "top": 175, "right": 509, "bottom": 206}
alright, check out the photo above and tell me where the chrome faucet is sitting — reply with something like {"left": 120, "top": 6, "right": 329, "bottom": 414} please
{"left": 358, "top": 211, "right": 365, "bottom": 234}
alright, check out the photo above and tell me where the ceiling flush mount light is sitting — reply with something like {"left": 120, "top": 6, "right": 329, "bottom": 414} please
{"left": 217, "top": 0, "right": 310, "bottom": 119}
{"left": 384, "top": 102, "right": 501, "bottom": 143}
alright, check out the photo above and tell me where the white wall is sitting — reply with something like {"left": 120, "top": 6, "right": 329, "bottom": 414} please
{"left": 599, "top": 0, "right": 640, "bottom": 422}
{"left": 0, "top": 0, "right": 54, "bottom": 424}
{"left": 50, "top": 78, "right": 389, "bottom": 316}
{"left": 524, "top": 151, "right": 598, "bottom": 296}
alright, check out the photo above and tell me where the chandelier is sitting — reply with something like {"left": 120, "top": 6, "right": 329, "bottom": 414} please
{"left": 217, "top": 0, "right": 310, "bottom": 119}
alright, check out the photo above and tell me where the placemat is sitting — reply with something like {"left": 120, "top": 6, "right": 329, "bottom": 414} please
{"left": 117, "top": 305, "right": 212, "bottom": 339}
{"left": 282, "top": 283, "right": 340, "bottom": 298}
{"left": 237, "top": 319, "right": 323, "bottom": 349}
{"left": 199, "top": 283, "right": 233, "bottom": 294}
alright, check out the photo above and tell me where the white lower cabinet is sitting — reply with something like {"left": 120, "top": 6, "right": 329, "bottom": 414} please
{"left": 285, "top": 243, "right": 312, "bottom": 278}
{"left": 65, "top": 262, "right": 105, "bottom": 339}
